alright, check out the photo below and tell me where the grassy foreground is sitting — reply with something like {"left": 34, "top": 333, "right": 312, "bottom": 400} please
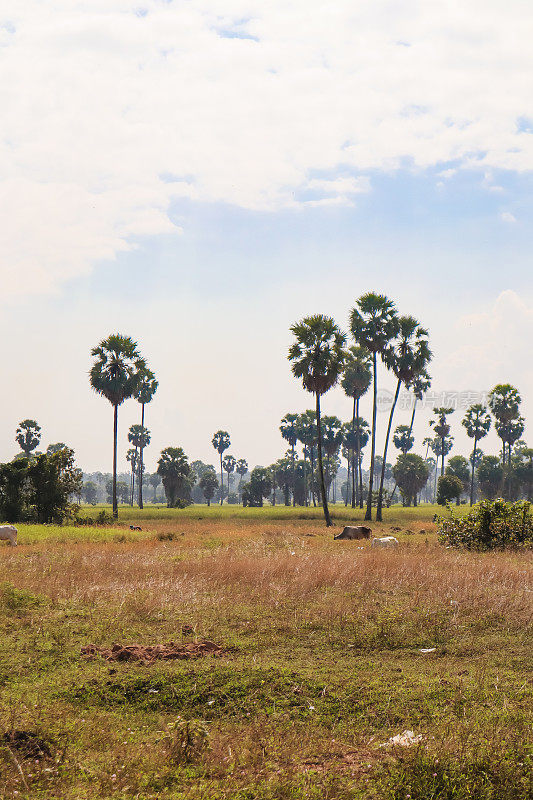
{"left": 0, "top": 507, "right": 531, "bottom": 799}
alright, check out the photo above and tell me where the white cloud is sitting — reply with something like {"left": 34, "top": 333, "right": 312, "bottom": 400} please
{"left": 2, "top": 1, "right": 533, "bottom": 296}
{"left": 500, "top": 211, "right": 517, "bottom": 223}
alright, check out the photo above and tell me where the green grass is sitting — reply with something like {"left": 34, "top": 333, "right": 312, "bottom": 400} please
{"left": 0, "top": 509, "right": 530, "bottom": 799}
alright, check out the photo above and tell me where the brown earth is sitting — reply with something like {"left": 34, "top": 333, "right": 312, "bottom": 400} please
{"left": 81, "top": 639, "right": 227, "bottom": 663}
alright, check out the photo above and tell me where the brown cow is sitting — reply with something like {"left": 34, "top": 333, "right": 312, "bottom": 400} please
{"left": 333, "top": 525, "right": 371, "bottom": 540}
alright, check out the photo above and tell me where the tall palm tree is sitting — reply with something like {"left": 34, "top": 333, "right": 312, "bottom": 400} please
{"left": 288, "top": 314, "right": 346, "bottom": 527}
{"left": 15, "top": 419, "right": 41, "bottom": 457}
{"left": 296, "top": 410, "right": 317, "bottom": 506}
{"left": 407, "top": 371, "right": 431, "bottom": 437}
{"left": 128, "top": 424, "right": 150, "bottom": 506}
{"left": 90, "top": 334, "right": 146, "bottom": 518}
{"left": 222, "top": 454, "right": 236, "bottom": 498}
{"left": 376, "top": 316, "right": 431, "bottom": 520}
{"left": 235, "top": 458, "right": 248, "bottom": 501}
{"left": 321, "top": 415, "right": 343, "bottom": 501}
{"left": 279, "top": 413, "right": 299, "bottom": 506}
{"left": 462, "top": 404, "right": 491, "bottom": 504}
{"left": 341, "top": 346, "right": 372, "bottom": 508}
{"left": 430, "top": 407, "right": 454, "bottom": 476}
{"left": 350, "top": 293, "right": 398, "bottom": 521}
{"left": 212, "top": 430, "right": 230, "bottom": 504}
{"left": 488, "top": 384, "right": 522, "bottom": 465}
{"left": 126, "top": 447, "right": 138, "bottom": 506}
{"left": 134, "top": 368, "right": 158, "bottom": 509}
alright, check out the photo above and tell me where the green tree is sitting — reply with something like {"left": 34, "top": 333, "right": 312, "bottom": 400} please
{"left": 46, "top": 442, "right": 67, "bottom": 455}
{"left": 514, "top": 447, "right": 533, "bottom": 501}
{"left": 321, "top": 415, "right": 343, "bottom": 501}
{"left": 199, "top": 469, "right": 218, "bottom": 506}
{"left": 349, "top": 293, "right": 398, "bottom": 521}
{"left": 235, "top": 458, "right": 248, "bottom": 500}
{"left": 430, "top": 407, "right": 454, "bottom": 476}
{"left": 82, "top": 481, "right": 98, "bottom": 505}
{"left": 392, "top": 453, "right": 429, "bottom": 507}
{"left": 134, "top": 368, "right": 158, "bottom": 509}
{"left": 376, "top": 315, "right": 431, "bottom": 521}
{"left": 341, "top": 345, "right": 372, "bottom": 509}
{"left": 477, "top": 455, "right": 504, "bottom": 499}
{"left": 89, "top": 334, "right": 146, "bottom": 518}
{"left": 15, "top": 419, "right": 41, "bottom": 457}
{"left": 488, "top": 384, "right": 521, "bottom": 465}
{"left": 127, "top": 424, "right": 150, "bottom": 506}
{"left": 157, "top": 447, "right": 192, "bottom": 507}
{"left": 288, "top": 315, "right": 346, "bottom": 526}
{"left": 149, "top": 471, "right": 161, "bottom": 503}
{"left": 212, "top": 431, "right": 230, "bottom": 505}
{"left": 295, "top": 410, "right": 317, "bottom": 507}
{"left": 437, "top": 474, "right": 465, "bottom": 505}
{"left": 393, "top": 424, "right": 414, "bottom": 455}
{"left": 222, "top": 454, "right": 236, "bottom": 498}
{"left": 126, "top": 447, "right": 138, "bottom": 506}
{"left": 244, "top": 467, "right": 272, "bottom": 507}
{"left": 462, "top": 403, "right": 491, "bottom": 505}
{"left": 280, "top": 413, "right": 299, "bottom": 505}
{"left": 446, "top": 455, "right": 470, "bottom": 504}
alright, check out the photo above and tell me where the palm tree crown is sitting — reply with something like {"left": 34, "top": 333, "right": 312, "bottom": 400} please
{"left": 90, "top": 334, "right": 145, "bottom": 406}
{"left": 288, "top": 315, "right": 346, "bottom": 395}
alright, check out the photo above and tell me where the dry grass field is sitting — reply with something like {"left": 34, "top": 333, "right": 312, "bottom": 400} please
{"left": 0, "top": 507, "right": 531, "bottom": 799}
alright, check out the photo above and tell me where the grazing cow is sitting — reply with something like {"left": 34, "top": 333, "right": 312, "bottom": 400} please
{"left": 334, "top": 525, "right": 372, "bottom": 541}
{"left": 371, "top": 536, "right": 399, "bottom": 549}
{"left": 0, "top": 525, "right": 17, "bottom": 546}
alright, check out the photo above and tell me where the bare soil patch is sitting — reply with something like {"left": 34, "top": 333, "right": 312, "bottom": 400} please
{"left": 81, "top": 639, "right": 227, "bottom": 663}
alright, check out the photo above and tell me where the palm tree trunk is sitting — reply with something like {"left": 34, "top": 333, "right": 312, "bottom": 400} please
{"left": 470, "top": 438, "right": 477, "bottom": 505}
{"left": 112, "top": 404, "right": 118, "bottom": 519}
{"left": 441, "top": 439, "right": 445, "bottom": 476}
{"left": 345, "top": 456, "right": 350, "bottom": 506}
{"left": 303, "top": 452, "right": 308, "bottom": 506}
{"left": 376, "top": 379, "right": 401, "bottom": 521}
{"left": 220, "top": 454, "right": 223, "bottom": 505}
{"left": 351, "top": 395, "right": 357, "bottom": 509}
{"left": 408, "top": 397, "right": 417, "bottom": 437}
{"left": 292, "top": 442, "right": 296, "bottom": 506}
{"left": 310, "top": 447, "right": 317, "bottom": 506}
{"left": 139, "top": 403, "right": 145, "bottom": 509}
{"left": 365, "top": 352, "right": 378, "bottom": 521}
{"left": 315, "top": 392, "right": 333, "bottom": 527}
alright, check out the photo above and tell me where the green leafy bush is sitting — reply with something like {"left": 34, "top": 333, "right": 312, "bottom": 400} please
{"left": 437, "top": 499, "right": 533, "bottom": 551}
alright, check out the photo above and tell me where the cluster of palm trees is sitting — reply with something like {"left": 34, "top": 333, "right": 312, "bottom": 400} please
{"left": 211, "top": 431, "right": 248, "bottom": 503}
{"left": 289, "top": 293, "right": 432, "bottom": 525}
{"left": 90, "top": 334, "right": 158, "bottom": 518}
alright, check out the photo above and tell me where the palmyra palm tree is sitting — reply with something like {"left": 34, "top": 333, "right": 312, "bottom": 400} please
{"left": 222, "top": 454, "right": 236, "bottom": 498}
{"left": 134, "top": 367, "right": 158, "bottom": 509}
{"left": 126, "top": 447, "right": 138, "bottom": 506}
{"left": 288, "top": 314, "right": 346, "bottom": 527}
{"left": 235, "top": 458, "right": 248, "bottom": 501}
{"left": 296, "top": 410, "right": 317, "bottom": 506}
{"left": 212, "top": 430, "right": 230, "bottom": 504}
{"left": 376, "top": 315, "right": 431, "bottom": 520}
{"left": 341, "top": 346, "right": 372, "bottom": 508}
{"left": 408, "top": 371, "right": 431, "bottom": 437}
{"left": 128, "top": 424, "right": 150, "bottom": 506}
{"left": 462, "top": 403, "right": 491, "bottom": 504}
{"left": 90, "top": 334, "right": 146, "bottom": 518}
{"left": 430, "top": 407, "right": 454, "bottom": 476}
{"left": 280, "top": 413, "right": 299, "bottom": 506}
{"left": 15, "top": 419, "right": 41, "bottom": 457}
{"left": 350, "top": 293, "right": 398, "bottom": 521}
{"left": 488, "top": 384, "right": 522, "bottom": 466}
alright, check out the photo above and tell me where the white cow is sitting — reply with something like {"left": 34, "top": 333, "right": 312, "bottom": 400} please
{"left": 371, "top": 536, "right": 399, "bottom": 549}
{"left": 0, "top": 525, "right": 18, "bottom": 546}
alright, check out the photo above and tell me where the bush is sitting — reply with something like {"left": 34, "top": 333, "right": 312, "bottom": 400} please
{"left": 164, "top": 717, "right": 209, "bottom": 763}
{"left": 437, "top": 499, "right": 533, "bottom": 551}
{"left": 437, "top": 474, "right": 463, "bottom": 505}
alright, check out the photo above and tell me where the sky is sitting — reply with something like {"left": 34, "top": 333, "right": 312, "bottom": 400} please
{"left": 0, "top": 0, "right": 532, "bottom": 473}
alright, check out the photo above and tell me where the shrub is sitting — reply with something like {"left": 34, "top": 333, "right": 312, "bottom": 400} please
{"left": 437, "top": 499, "right": 533, "bottom": 551}
{"left": 164, "top": 717, "right": 209, "bottom": 763}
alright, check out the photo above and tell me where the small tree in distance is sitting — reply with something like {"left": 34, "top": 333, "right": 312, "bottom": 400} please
{"left": 16, "top": 419, "right": 41, "bottom": 457}
{"left": 199, "top": 469, "right": 218, "bottom": 506}
{"left": 212, "top": 431, "right": 230, "bottom": 505}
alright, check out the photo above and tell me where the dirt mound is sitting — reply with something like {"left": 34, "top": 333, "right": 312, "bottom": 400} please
{"left": 81, "top": 640, "right": 226, "bottom": 663}
{"left": 3, "top": 730, "right": 53, "bottom": 760}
